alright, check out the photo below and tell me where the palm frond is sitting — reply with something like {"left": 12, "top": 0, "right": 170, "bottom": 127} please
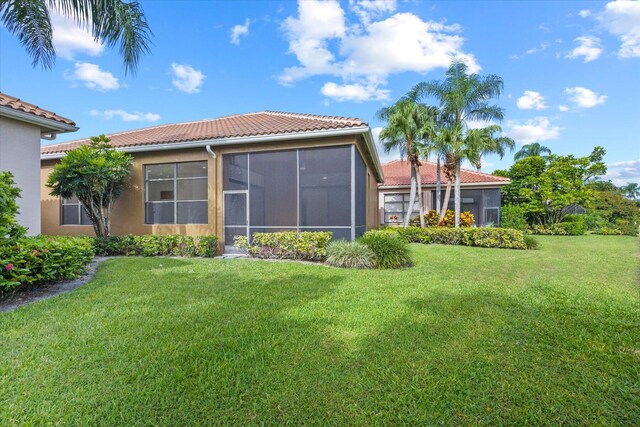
{"left": 1, "top": 0, "right": 54, "bottom": 68}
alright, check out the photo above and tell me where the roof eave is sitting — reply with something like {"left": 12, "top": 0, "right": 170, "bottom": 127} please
{"left": 379, "top": 180, "right": 511, "bottom": 189}
{"left": 0, "top": 105, "right": 78, "bottom": 135}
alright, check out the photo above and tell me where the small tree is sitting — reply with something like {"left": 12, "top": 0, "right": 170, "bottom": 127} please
{"left": 0, "top": 171, "right": 26, "bottom": 241}
{"left": 47, "top": 135, "right": 132, "bottom": 237}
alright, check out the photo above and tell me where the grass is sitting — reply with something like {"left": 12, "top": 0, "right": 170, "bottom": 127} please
{"left": 1, "top": 235, "right": 639, "bottom": 425}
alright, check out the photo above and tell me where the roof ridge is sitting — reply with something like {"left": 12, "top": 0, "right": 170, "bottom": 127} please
{"left": 262, "top": 110, "right": 364, "bottom": 124}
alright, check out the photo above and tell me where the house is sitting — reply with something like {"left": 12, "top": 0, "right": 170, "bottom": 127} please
{"left": 40, "top": 111, "right": 383, "bottom": 251}
{"left": 379, "top": 160, "right": 510, "bottom": 226}
{"left": 0, "top": 93, "right": 78, "bottom": 235}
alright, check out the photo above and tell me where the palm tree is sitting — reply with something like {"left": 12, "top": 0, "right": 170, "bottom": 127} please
{"left": 467, "top": 125, "right": 515, "bottom": 170}
{"left": 413, "top": 60, "right": 505, "bottom": 227}
{"left": 0, "top": 0, "right": 152, "bottom": 74}
{"left": 621, "top": 182, "right": 640, "bottom": 200}
{"left": 514, "top": 142, "right": 551, "bottom": 161}
{"left": 376, "top": 97, "right": 438, "bottom": 228}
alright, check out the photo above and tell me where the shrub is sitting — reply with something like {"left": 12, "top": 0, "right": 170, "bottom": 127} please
{"left": 359, "top": 230, "right": 413, "bottom": 269}
{"left": 595, "top": 227, "right": 624, "bottom": 235}
{"left": 409, "top": 209, "right": 474, "bottom": 227}
{"left": 501, "top": 205, "right": 528, "bottom": 230}
{"left": 325, "top": 241, "right": 375, "bottom": 269}
{"left": 236, "top": 231, "right": 332, "bottom": 261}
{"left": 0, "top": 172, "right": 26, "bottom": 241}
{"left": 93, "top": 235, "right": 219, "bottom": 257}
{"left": 613, "top": 219, "right": 639, "bottom": 236}
{"left": 582, "top": 212, "right": 607, "bottom": 231}
{"left": 0, "top": 236, "right": 95, "bottom": 292}
{"left": 389, "top": 227, "right": 529, "bottom": 249}
{"left": 524, "top": 234, "right": 540, "bottom": 250}
{"left": 531, "top": 224, "right": 569, "bottom": 235}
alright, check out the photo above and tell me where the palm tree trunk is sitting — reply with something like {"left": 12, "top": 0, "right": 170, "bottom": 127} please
{"left": 435, "top": 157, "right": 442, "bottom": 215}
{"left": 454, "top": 161, "right": 461, "bottom": 228}
{"left": 439, "top": 181, "right": 452, "bottom": 224}
{"left": 405, "top": 165, "right": 418, "bottom": 228}
{"left": 415, "top": 163, "right": 425, "bottom": 228}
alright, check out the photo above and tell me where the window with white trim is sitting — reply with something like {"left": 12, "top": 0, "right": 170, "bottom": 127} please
{"left": 145, "top": 161, "right": 208, "bottom": 224}
{"left": 383, "top": 193, "right": 419, "bottom": 224}
{"left": 61, "top": 196, "right": 92, "bottom": 225}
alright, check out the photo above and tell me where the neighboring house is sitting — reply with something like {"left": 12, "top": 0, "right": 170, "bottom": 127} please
{"left": 41, "top": 111, "right": 383, "bottom": 251}
{"left": 379, "top": 160, "right": 510, "bottom": 226}
{"left": 0, "top": 93, "right": 78, "bottom": 235}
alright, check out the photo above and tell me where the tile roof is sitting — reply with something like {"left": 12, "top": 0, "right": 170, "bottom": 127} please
{"left": 0, "top": 92, "right": 76, "bottom": 126}
{"left": 41, "top": 111, "right": 367, "bottom": 155}
{"left": 380, "top": 159, "right": 510, "bottom": 186}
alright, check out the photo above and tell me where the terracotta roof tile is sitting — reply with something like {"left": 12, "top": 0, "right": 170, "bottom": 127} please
{"left": 0, "top": 92, "right": 75, "bottom": 126}
{"left": 41, "top": 111, "right": 366, "bottom": 155}
{"left": 380, "top": 159, "right": 510, "bottom": 186}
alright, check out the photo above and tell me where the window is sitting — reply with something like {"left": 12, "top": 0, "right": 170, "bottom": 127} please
{"left": 61, "top": 197, "right": 92, "bottom": 225}
{"left": 383, "top": 193, "right": 419, "bottom": 224}
{"left": 145, "top": 161, "right": 208, "bottom": 224}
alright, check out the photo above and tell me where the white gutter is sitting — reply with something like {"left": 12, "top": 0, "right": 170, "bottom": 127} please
{"left": 41, "top": 125, "right": 385, "bottom": 181}
{"left": 0, "top": 106, "right": 78, "bottom": 136}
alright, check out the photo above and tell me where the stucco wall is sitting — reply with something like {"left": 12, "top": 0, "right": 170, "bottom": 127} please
{"left": 41, "top": 134, "right": 382, "bottom": 242}
{"left": 0, "top": 117, "right": 42, "bottom": 235}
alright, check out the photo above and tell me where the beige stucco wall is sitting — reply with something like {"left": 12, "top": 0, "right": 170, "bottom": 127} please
{"left": 41, "top": 134, "right": 382, "bottom": 245}
{"left": 0, "top": 117, "right": 42, "bottom": 235}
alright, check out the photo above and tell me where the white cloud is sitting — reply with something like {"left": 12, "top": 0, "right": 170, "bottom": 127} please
{"left": 51, "top": 13, "right": 104, "bottom": 60}
{"left": 467, "top": 119, "right": 497, "bottom": 130}
{"left": 280, "top": 0, "right": 478, "bottom": 101}
{"left": 349, "top": 0, "right": 397, "bottom": 25}
{"left": 371, "top": 126, "right": 401, "bottom": 163}
{"left": 230, "top": 18, "right": 250, "bottom": 45}
{"left": 565, "top": 86, "right": 607, "bottom": 108}
{"left": 558, "top": 105, "right": 570, "bottom": 112}
{"left": 516, "top": 91, "right": 548, "bottom": 110}
{"left": 510, "top": 42, "right": 550, "bottom": 59}
{"left": 68, "top": 62, "right": 119, "bottom": 91}
{"left": 171, "top": 63, "right": 205, "bottom": 93}
{"left": 604, "top": 159, "right": 640, "bottom": 184}
{"left": 579, "top": 9, "right": 592, "bottom": 18}
{"left": 598, "top": 0, "right": 640, "bottom": 58}
{"left": 566, "top": 36, "right": 603, "bottom": 62}
{"left": 505, "top": 117, "right": 562, "bottom": 144}
{"left": 89, "top": 109, "right": 160, "bottom": 122}
{"left": 321, "top": 81, "right": 390, "bottom": 102}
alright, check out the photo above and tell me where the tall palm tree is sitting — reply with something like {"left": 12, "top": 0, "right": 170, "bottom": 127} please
{"left": 376, "top": 97, "right": 438, "bottom": 228}
{"left": 621, "top": 182, "right": 640, "bottom": 200}
{"left": 514, "top": 142, "right": 551, "bottom": 161}
{"left": 466, "top": 125, "right": 515, "bottom": 170}
{"left": 413, "top": 60, "right": 505, "bottom": 227}
{"left": 0, "top": 0, "right": 152, "bottom": 74}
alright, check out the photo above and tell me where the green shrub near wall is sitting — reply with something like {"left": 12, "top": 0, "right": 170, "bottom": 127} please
{"left": 500, "top": 205, "right": 528, "bottom": 230}
{"left": 390, "top": 227, "right": 531, "bottom": 250}
{"left": 235, "top": 231, "right": 332, "bottom": 261}
{"left": 359, "top": 230, "right": 413, "bottom": 269}
{"left": 93, "top": 235, "right": 219, "bottom": 257}
{"left": 0, "top": 236, "right": 95, "bottom": 291}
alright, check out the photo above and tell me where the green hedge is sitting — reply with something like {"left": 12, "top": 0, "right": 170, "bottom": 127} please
{"left": 391, "top": 227, "right": 530, "bottom": 249}
{"left": 235, "top": 231, "right": 332, "bottom": 261}
{"left": 0, "top": 236, "right": 95, "bottom": 291}
{"left": 93, "top": 235, "right": 219, "bottom": 257}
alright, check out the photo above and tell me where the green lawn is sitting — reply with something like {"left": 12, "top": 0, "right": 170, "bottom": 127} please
{"left": 1, "top": 236, "right": 639, "bottom": 425}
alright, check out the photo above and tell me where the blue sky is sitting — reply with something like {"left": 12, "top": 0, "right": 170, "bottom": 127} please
{"left": 1, "top": 0, "right": 639, "bottom": 183}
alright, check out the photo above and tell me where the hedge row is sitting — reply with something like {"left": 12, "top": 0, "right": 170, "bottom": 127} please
{"left": 392, "top": 226, "right": 532, "bottom": 249}
{"left": 0, "top": 236, "right": 95, "bottom": 291}
{"left": 234, "top": 232, "right": 331, "bottom": 261}
{"left": 93, "top": 235, "right": 219, "bottom": 257}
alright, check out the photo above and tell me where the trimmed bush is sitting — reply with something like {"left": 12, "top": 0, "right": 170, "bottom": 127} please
{"left": 325, "top": 241, "right": 375, "bottom": 269}
{"left": 93, "top": 235, "right": 219, "bottom": 257}
{"left": 359, "top": 230, "right": 413, "bottom": 269}
{"left": 0, "top": 172, "right": 26, "bottom": 241}
{"left": 594, "top": 227, "right": 624, "bottom": 235}
{"left": 613, "top": 219, "right": 639, "bottom": 236}
{"left": 409, "top": 209, "right": 474, "bottom": 227}
{"left": 389, "top": 226, "right": 530, "bottom": 249}
{"left": 501, "top": 205, "right": 528, "bottom": 230}
{"left": 0, "top": 236, "right": 95, "bottom": 291}
{"left": 531, "top": 224, "right": 569, "bottom": 235}
{"left": 236, "top": 231, "right": 332, "bottom": 261}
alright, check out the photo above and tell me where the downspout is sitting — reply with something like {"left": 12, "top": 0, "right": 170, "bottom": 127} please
{"left": 206, "top": 145, "right": 218, "bottom": 247}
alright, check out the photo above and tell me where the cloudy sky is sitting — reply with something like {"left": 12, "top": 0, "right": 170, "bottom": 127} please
{"left": 1, "top": 0, "right": 638, "bottom": 184}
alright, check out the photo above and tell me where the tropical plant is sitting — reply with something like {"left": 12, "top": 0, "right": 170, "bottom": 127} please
{"left": 47, "top": 135, "right": 133, "bottom": 238}
{"left": 620, "top": 182, "right": 640, "bottom": 200}
{"left": 325, "top": 241, "right": 375, "bottom": 269}
{"left": 514, "top": 142, "right": 551, "bottom": 161}
{"left": 376, "top": 97, "right": 439, "bottom": 227}
{"left": 0, "top": 0, "right": 152, "bottom": 74}
{"left": 413, "top": 60, "right": 507, "bottom": 227}
{"left": 0, "top": 171, "right": 26, "bottom": 241}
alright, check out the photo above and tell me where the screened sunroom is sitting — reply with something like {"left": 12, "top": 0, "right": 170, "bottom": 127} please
{"left": 222, "top": 145, "right": 367, "bottom": 250}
